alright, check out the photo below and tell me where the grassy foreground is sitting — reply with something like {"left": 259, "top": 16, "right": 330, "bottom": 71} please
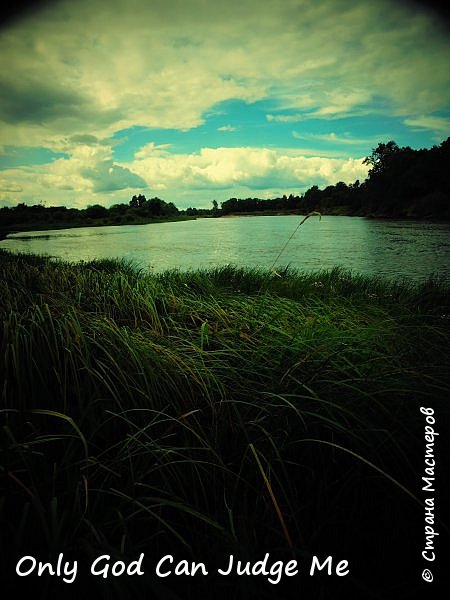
{"left": 1, "top": 250, "right": 449, "bottom": 598}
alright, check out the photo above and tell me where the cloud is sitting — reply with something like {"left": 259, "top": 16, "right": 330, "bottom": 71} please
{"left": 0, "top": 0, "right": 449, "bottom": 208}
{"left": 301, "top": 90, "right": 374, "bottom": 119}
{"left": 134, "top": 142, "right": 172, "bottom": 159}
{"left": 403, "top": 115, "right": 450, "bottom": 137}
{"left": 81, "top": 163, "right": 147, "bottom": 193}
{"left": 68, "top": 134, "right": 114, "bottom": 146}
{"left": 0, "top": 143, "right": 147, "bottom": 207}
{"left": 0, "top": 144, "right": 369, "bottom": 208}
{"left": 0, "top": 179, "right": 23, "bottom": 193}
{"left": 292, "top": 131, "right": 385, "bottom": 146}
{"left": 128, "top": 145, "right": 369, "bottom": 192}
{"left": 0, "top": 0, "right": 449, "bottom": 150}
{"left": 0, "top": 78, "right": 90, "bottom": 125}
{"left": 47, "top": 145, "right": 147, "bottom": 193}
{"left": 217, "top": 125, "right": 237, "bottom": 132}
{"left": 267, "top": 114, "right": 304, "bottom": 123}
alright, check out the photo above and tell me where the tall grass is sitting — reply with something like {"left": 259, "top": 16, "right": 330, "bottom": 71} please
{"left": 1, "top": 248, "right": 449, "bottom": 598}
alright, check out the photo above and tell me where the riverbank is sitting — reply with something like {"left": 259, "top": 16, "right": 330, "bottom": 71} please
{"left": 0, "top": 215, "right": 197, "bottom": 241}
{"left": 1, "top": 250, "right": 449, "bottom": 598}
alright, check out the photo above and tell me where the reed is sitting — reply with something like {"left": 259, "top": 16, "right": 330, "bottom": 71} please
{"left": 1, "top": 248, "right": 449, "bottom": 598}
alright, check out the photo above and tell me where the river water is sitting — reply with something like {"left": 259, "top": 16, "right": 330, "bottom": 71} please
{"left": 1, "top": 215, "right": 450, "bottom": 282}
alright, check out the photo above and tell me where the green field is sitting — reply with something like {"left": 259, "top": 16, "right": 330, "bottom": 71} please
{"left": 1, "top": 250, "right": 449, "bottom": 598}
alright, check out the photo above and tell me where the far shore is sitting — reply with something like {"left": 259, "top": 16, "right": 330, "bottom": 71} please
{"left": 0, "top": 215, "right": 197, "bottom": 241}
{"left": 2, "top": 209, "right": 449, "bottom": 241}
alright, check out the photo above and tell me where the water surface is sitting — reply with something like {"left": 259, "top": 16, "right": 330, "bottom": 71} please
{"left": 2, "top": 215, "right": 450, "bottom": 282}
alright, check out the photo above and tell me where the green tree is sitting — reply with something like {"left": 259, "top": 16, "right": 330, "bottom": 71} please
{"left": 363, "top": 141, "right": 400, "bottom": 177}
{"left": 85, "top": 204, "right": 108, "bottom": 219}
{"left": 130, "top": 194, "right": 147, "bottom": 208}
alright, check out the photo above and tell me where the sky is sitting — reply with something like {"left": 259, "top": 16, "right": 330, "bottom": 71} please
{"left": 0, "top": 0, "right": 449, "bottom": 210}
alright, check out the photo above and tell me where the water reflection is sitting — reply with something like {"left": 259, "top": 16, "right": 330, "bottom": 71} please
{"left": 362, "top": 220, "right": 450, "bottom": 281}
{"left": 2, "top": 216, "right": 450, "bottom": 282}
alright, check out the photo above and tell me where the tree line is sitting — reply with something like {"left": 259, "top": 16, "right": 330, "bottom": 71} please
{"left": 0, "top": 195, "right": 182, "bottom": 231}
{"left": 1, "top": 138, "right": 449, "bottom": 232}
{"left": 220, "top": 138, "right": 450, "bottom": 218}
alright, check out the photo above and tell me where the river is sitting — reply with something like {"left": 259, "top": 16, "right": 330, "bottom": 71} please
{"left": 1, "top": 215, "right": 450, "bottom": 282}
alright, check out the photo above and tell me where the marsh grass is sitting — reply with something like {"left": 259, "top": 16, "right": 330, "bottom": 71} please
{"left": 1, "top": 248, "right": 449, "bottom": 598}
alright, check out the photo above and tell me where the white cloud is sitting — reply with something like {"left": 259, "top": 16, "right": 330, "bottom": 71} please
{"left": 292, "top": 131, "right": 387, "bottom": 146}
{"left": 46, "top": 145, "right": 146, "bottom": 194}
{"left": 0, "top": 179, "right": 23, "bottom": 193}
{"left": 303, "top": 89, "right": 373, "bottom": 119}
{"left": 127, "top": 145, "right": 369, "bottom": 192}
{"left": 404, "top": 115, "right": 450, "bottom": 137}
{"left": 134, "top": 142, "right": 172, "bottom": 159}
{"left": 0, "top": 144, "right": 369, "bottom": 208}
{"left": 217, "top": 125, "right": 237, "bottom": 132}
{"left": 0, "top": 144, "right": 147, "bottom": 207}
{"left": 267, "top": 114, "right": 304, "bottom": 123}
